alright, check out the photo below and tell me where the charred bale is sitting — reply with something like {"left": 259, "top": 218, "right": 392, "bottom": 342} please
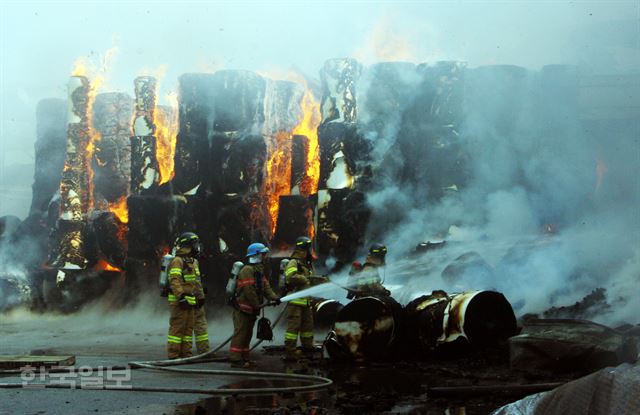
{"left": 93, "top": 92, "right": 133, "bottom": 203}
{"left": 316, "top": 189, "right": 369, "bottom": 268}
{"left": 209, "top": 132, "right": 266, "bottom": 195}
{"left": 358, "top": 62, "right": 420, "bottom": 172}
{"left": 543, "top": 288, "right": 611, "bottom": 321}
{"left": 127, "top": 195, "right": 185, "bottom": 259}
{"left": 272, "top": 195, "right": 315, "bottom": 246}
{"left": 405, "top": 290, "right": 517, "bottom": 356}
{"left": 290, "top": 134, "right": 309, "bottom": 193}
{"left": 325, "top": 295, "right": 405, "bottom": 361}
{"left": 131, "top": 76, "right": 160, "bottom": 194}
{"left": 54, "top": 76, "right": 93, "bottom": 269}
{"left": 390, "top": 61, "right": 467, "bottom": 200}
{"left": 312, "top": 298, "right": 343, "bottom": 330}
{"left": 215, "top": 193, "right": 266, "bottom": 257}
{"left": 31, "top": 99, "right": 66, "bottom": 215}
{"left": 320, "top": 58, "right": 361, "bottom": 124}
{"left": 175, "top": 71, "right": 267, "bottom": 194}
{"left": 317, "top": 122, "right": 369, "bottom": 190}
{"left": 88, "top": 210, "right": 127, "bottom": 269}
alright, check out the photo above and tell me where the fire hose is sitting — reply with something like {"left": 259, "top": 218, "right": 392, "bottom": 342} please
{"left": 0, "top": 304, "right": 333, "bottom": 395}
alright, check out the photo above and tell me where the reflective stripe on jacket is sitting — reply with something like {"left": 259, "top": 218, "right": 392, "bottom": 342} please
{"left": 235, "top": 264, "right": 278, "bottom": 314}
{"left": 167, "top": 256, "right": 204, "bottom": 303}
{"left": 284, "top": 254, "right": 312, "bottom": 307}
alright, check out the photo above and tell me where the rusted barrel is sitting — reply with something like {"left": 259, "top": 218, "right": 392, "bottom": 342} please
{"left": 312, "top": 299, "right": 343, "bottom": 329}
{"left": 405, "top": 290, "right": 517, "bottom": 353}
{"left": 325, "top": 296, "right": 405, "bottom": 361}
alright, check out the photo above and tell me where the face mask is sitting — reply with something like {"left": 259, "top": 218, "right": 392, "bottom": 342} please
{"left": 249, "top": 254, "right": 262, "bottom": 264}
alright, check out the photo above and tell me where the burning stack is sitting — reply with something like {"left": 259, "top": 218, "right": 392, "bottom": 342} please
{"left": 316, "top": 59, "right": 371, "bottom": 268}
{"left": 91, "top": 92, "right": 134, "bottom": 269}
{"left": 53, "top": 76, "right": 94, "bottom": 271}
{"left": 264, "top": 79, "right": 308, "bottom": 248}
{"left": 175, "top": 71, "right": 271, "bottom": 267}
{"left": 126, "top": 76, "right": 182, "bottom": 294}
{"left": 130, "top": 76, "right": 160, "bottom": 194}
{"left": 174, "top": 71, "right": 311, "bottom": 291}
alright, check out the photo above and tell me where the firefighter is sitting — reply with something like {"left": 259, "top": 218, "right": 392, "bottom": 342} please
{"left": 166, "top": 232, "right": 205, "bottom": 359}
{"left": 283, "top": 236, "right": 316, "bottom": 361}
{"left": 229, "top": 242, "right": 280, "bottom": 367}
{"left": 347, "top": 243, "right": 391, "bottom": 299}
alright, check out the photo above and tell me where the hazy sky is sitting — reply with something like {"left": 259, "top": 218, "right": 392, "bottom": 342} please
{"left": 0, "top": 0, "right": 638, "bottom": 215}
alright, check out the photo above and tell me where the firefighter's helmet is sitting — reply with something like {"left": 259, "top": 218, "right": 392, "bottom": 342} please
{"left": 176, "top": 232, "right": 202, "bottom": 256}
{"left": 369, "top": 243, "right": 387, "bottom": 258}
{"left": 246, "top": 242, "right": 269, "bottom": 257}
{"left": 295, "top": 236, "right": 312, "bottom": 251}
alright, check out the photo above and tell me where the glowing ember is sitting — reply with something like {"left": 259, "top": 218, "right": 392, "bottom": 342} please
{"left": 96, "top": 259, "right": 122, "bottom": 272}
{"left": 264, "top": 131, "right": 293, "bottom": 234}
{"left": 155, "top": 92, "right": 179, "bottom": 184}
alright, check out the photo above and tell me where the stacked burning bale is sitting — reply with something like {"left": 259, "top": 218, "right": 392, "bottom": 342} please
{"left": 264, "top": 79, "right": 308, "bottom": 248}
{"left": 316, "top": 58, "right": 371, "bottom": 268}
{"left": 91, "top": 92, "right": 133, "bottom": 269}
{"left": 175, "top": 71, "right": 269, "bottom": 291}
{"left": 53, "top": 76, "right": 93, "bottom": 271}
{"left": 127, "top": 76, "right": 183, "bottom": 296}
{"left": 175, "top": 71, "right": 306, "bottom": 294}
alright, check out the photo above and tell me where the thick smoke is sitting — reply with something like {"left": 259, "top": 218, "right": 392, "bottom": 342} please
{"left": 359, "top": 62, "right": 640, "bottom": 325}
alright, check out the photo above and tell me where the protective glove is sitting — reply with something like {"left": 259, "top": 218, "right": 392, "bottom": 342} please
{"left": 272, "top": 298, "right": 282, "bottom": 306}
{"left": 178, "top": 294, "right": 190, "bottom": 310}
{"left": 203, "top": 287, "right": 208, "bottom": 295}
{"left": 197, "top": 298, "right": 205, "bottom": 308}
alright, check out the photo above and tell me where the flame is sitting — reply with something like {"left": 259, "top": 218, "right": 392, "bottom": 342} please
{"left": 264, "top": 131, "right": 293, "bottom": 234}
{"left": 70, "top": 48, "right": 118, "bottom": 212}
{"left": 96, "top": 259, "right": 122, "bottom": 272}
{"left": 109, "top": 196, "right": 129, "bottom": 224}
{"left": 292, "top": 83, "right": 321, "bottom": 196}
{"left": 305, "top": 205, "right": 316, "bottom": 240}
{"left": 260, "top": 74, "right": 321, "bottom": 238}
{"left": 155, "top": 92, "right": 179, "bottom": 184}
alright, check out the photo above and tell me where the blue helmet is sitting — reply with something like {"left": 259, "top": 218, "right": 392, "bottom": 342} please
{"left": 246, "top": 243, "right": 269, "bottom": 257}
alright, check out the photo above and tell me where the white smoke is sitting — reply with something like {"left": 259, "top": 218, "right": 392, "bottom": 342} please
{"left": 358, "top": 61, "right": 640, "bottom": 326}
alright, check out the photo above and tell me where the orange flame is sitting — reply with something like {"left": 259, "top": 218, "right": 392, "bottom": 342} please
{"left": 155, "top": 92, "right": 179, "bottom": 184}
{"left": 109, "top": 196, "right": 129, "bottom": 224}
{"left": 96, "top": 259, "right": 122, "bottom": 272}
{"left": 71, "top": 49, "right": 116, "bottom": 212}
{"left": 261, "top": 75, "right": 321, "bottom": 238}
{"left": 292, "top": 84, "right": 321, "bottom": 196}
{"left": 264, "top": 131, "right": 293, "bottom": 234}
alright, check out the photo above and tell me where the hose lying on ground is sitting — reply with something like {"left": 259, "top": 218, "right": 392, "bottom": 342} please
{"left": 0, "top": 305, "right": 333, "bottom": 395}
